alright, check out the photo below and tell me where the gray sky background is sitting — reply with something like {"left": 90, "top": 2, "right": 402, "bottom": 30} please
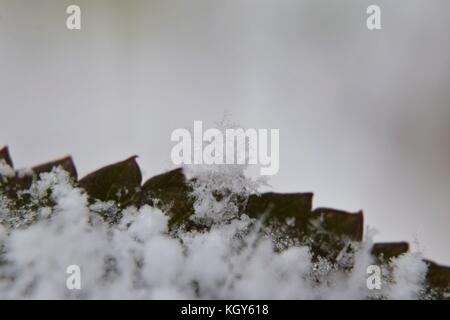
{"left": 1, "top": 0, "right": 449, "bottom": 264}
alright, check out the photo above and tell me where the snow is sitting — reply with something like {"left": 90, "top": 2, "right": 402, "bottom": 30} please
{"left": 0, "top": 166, "right": 429, "bottom": 299}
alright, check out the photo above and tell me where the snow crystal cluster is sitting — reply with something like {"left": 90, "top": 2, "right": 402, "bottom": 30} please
{"left": 0, "top": 161, "right": 429, "bottom": 299}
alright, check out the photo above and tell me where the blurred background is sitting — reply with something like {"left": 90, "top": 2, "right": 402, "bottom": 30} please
{"left": 1, "top": 0, "right": 449, "bottom": 264}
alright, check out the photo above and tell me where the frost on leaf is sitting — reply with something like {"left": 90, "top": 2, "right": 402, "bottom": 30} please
{"left": 0, "top": 147, "right": 449, "bottom": 299}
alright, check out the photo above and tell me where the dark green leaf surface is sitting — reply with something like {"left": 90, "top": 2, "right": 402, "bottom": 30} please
{"left": 140, "top": 168, "right": 194, "bottom": 225}
{"left": 370, "top": 242, "right": 409, "bottom": 260}
{"left": 78, "top": 156, "right": 141, "bottom": 205}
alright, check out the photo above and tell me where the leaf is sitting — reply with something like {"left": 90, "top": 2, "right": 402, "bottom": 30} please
{"left": 312, "top": 207, "right": 364, "bottom": 242}
{"left": 32, "top": 156, "right": 77, "bottom": 180}
{"left": 244, "top": 196, "right": 363, "bottom": 259}
{"left": 0, "top": 146, "right": 13, "bottom": 168}
{"left": 140, "top": 168, "right": 194, "bottom": 225}
{"left": 1, "top": 156, "right": 78, "bottom": 199}
{"left": 370, "top": 242, "right": 409, "bottom": 260}
{"left": 1, "top": 150, "right": 450, "bottom": 296}
{"left": 78, "top": 156, "right": 141, "bottom": 205}
{"left": 424, "top": 260, "right": 450, "bottom": 296}
{"left": 245, "top": 192, "right": 313, "bottom": 227}
{"left": 0, "top": 155, "right": 79, "bottom": 227}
